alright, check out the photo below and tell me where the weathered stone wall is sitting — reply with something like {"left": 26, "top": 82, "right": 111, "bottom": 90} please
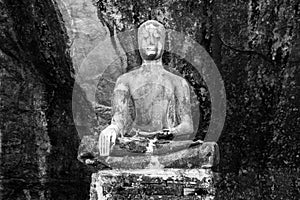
{"left": 1, "top": 50, "right": 50, "bottom": 199}
{"left": 57, "top": 0, "right": 128, "bottom": 134}
{"left": 0, "top": 0, "right": 92, "bottom": 199}
{"left": 90, "top": 169, "right": 216, "bottom": 200}
{"left": 56, "top": 0, "right": 106, "bottom": 73}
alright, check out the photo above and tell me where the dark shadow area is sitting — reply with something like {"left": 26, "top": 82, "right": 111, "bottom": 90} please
{"left": 0, "top": 0, "right": 93, "bottom": 199}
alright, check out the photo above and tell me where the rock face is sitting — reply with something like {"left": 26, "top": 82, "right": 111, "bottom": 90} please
{"left": 0, "top": 0, "right": 91, "bottom": 199}
{"left": 57, "top": 0, "right": 128, "bottom": 134}
{"left": 56, "top": 0, "right": 107, "bottom": 72}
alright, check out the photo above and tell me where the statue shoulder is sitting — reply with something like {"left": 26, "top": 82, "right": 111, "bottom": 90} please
{"left": 162, "top": 69, "right": 188, "bottom": 86}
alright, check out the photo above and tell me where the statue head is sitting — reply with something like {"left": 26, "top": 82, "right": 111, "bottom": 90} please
{"left": 138, "top": 20, "right": 166, "bottom": 61}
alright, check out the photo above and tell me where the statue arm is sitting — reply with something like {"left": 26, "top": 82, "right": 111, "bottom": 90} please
{"left": 171, "top": 78, "right": 194, "bottom": 138}
{"left": 98, "top": 76, "right": 129, "bottom": 156}
{"left": 109, "top": 76, "right": 130, "bottom": 137}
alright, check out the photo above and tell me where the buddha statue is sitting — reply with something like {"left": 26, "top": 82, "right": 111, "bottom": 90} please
{"left": 79, "top": 20, "right": 220, "bottom": 200}
{"left": 98, "top": 20, "right": 195, "bottom": 156}
{"left": 78, "top": 20, "right": 218, "bottom": 170}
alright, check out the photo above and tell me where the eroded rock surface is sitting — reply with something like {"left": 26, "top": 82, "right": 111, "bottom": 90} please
{"left": 90, "top": 169, "right": 216, "bottom": 200}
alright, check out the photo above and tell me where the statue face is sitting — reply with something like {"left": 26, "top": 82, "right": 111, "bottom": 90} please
{"left": 138, "top": 20, "right": 165, "bottom": 61}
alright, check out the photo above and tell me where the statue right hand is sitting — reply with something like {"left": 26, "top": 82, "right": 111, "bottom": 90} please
{"left": 99, "top": 126, "right": 117, "bottom": 156}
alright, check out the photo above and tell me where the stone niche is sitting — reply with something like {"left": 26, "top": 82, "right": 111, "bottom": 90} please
{"left": 76, "top": 24, "right": 221, "bottom": 199}
{"left": 65, "top": 2, "right": 224, "bottom": 199}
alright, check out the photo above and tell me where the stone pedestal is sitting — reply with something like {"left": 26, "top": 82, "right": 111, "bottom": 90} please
{"left": 90, "top": 169, "right": 216, "bottom": 200}
{"left": 87, "top": 142, "right": 219, "bottom": 200}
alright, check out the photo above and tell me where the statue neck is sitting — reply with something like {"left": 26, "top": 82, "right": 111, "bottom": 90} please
{"left": 141, "top": 59, "right": 163, "bottom": 72}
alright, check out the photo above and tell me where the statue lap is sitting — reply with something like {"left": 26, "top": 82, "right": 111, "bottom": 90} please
{"left": 78, "top": 136, "right": 219, "bottom": 170}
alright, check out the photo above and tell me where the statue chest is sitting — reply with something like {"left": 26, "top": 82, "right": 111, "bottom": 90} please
{"left": 130, "top": 81, "right": 174, "bottom": 104}
{"left": 128, "top": 81, "right": 177, "bottom": 131}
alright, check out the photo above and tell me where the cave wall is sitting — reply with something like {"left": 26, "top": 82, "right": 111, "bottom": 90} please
{"left": 0, "top": 0, "right": 91, "bottom": 199}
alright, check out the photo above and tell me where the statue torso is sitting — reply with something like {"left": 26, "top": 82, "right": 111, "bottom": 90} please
{"left": 126, "top": 67, "right": 179, "bottom": 133}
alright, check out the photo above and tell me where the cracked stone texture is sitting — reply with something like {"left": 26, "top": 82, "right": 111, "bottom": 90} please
{"left": 1, "top": 1, "right": 91, "bottom": 199}
{"left": 90, "top": 169, "right": 216, "bottom": 200}
{"left": 57, "top": 0, "right": 130, "bottom": 133}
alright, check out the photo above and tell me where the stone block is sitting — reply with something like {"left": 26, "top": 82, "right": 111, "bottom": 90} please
{"left": 90, "top": 169, "right": 216, "bottom": 200}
